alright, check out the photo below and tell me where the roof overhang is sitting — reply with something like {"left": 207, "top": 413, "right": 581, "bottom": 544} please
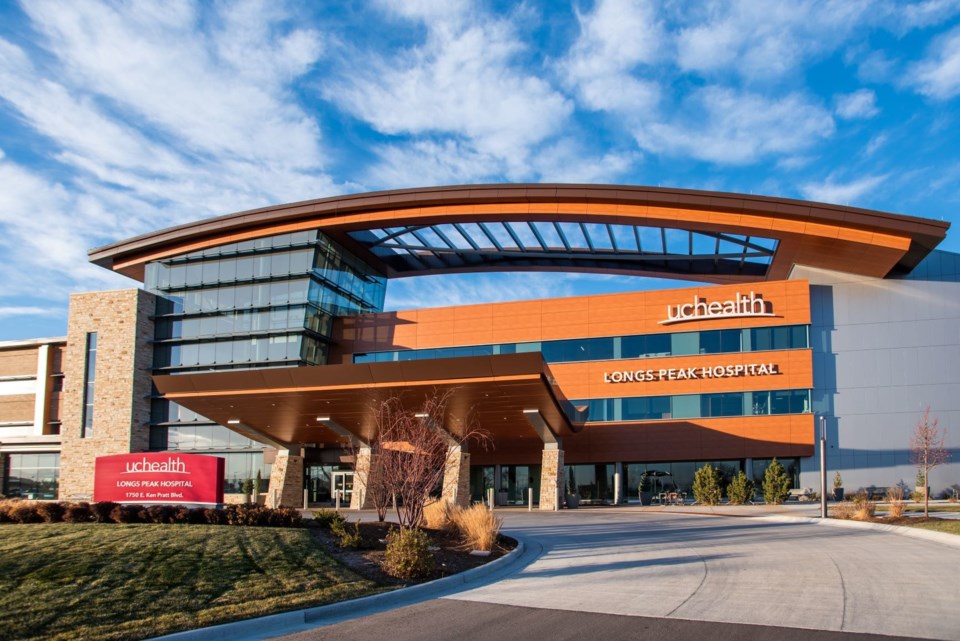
{"left": 88, "top": 184, "right": 950, "bottom": 284}
{"left": 152, "top": 352, "right": 580, "bottom": 451}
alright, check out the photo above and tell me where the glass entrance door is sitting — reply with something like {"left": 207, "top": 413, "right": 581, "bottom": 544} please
{"left": 331, "top": 471, "right": 354, "bottom": 505}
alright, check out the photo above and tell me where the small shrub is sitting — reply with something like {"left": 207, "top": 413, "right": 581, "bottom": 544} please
{"left": 331, "top": 518, "right": 362, "bottom": 549}
{"left": 204, "top": 508, "right": 227, "bottom": 525}
{"left": 452, "top": 503, "right": 501, "bottom": 551}
{"left": 63, "top": 502, "right": 93, "bottom": 523}
{"left": 0, "top": 500, "right": 15, "bottom": 523}
{"left": 110, "top": 504, "right": 142, "bottom": 524}
{"left": 145, "top": 505, "right": 177, "bottom": 524}
{"left": 36, "top": 502, "right": 65, "bottom": 523}
{"left": 692, "top": 464, "right": 722, "bottom": 505}
{"left": 312, "top": 509, "right": 344, "bottom": 529}
{"left": 762, "top": 458, "right": 791, "bottom": 505}
{"left": 91, "top": 502, "right": 118, "bottom": 523}
{"left": 383, "top": 527, "right": 435, "bottom": 580}
{"left": 886, "top": 486, "right": 906, "bottom": 518}
{"left": 852, "top": 490, "right": 876, "bottom": 520}
{"left": 185, "top": 507, "right": 208, "bottom": 524}
{"left": 422, "top": 500, "right": 460, "bottom": 530}
{"left": 726, "top": 471, "right": 755, "bottom": 505}
{"left": 10, "top": 503, "right": 43, "bottom": 524}
{"left": 273, "top": 507, "right": 302, "bottom": 528}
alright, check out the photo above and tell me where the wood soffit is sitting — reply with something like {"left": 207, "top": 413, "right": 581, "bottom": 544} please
{"left": 152, "top": 352, "right": 579, "bottom": 449}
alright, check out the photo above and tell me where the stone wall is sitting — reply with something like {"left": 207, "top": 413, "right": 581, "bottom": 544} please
{"left": 442, "top": 448, "right": 471, "bottom": 507}
{"left": 267, "top": 452, "right": 304, "bottom": 508}
{"left": 539, "top": 447, "right": 564, "bottom": 511}
{"left": 59, "top": 289, "right": 155, "bottom": 500}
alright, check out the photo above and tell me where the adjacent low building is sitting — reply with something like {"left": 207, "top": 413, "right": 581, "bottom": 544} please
{"left": 2, "top": 184, "right": 958, "bottom": 506}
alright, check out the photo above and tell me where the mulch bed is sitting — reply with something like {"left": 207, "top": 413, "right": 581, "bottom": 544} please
{"left": 873, "top": 516, "right": 947, "bottom": 526}
{"left": 308, "top": 520, "right": 517, "bottom": 587}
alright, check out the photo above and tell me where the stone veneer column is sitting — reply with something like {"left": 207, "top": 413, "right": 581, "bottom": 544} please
{"left": 267, "top": 451, "right": 304, "bottom": 508}
{"left": 442, "top": 447, "right": 471, "bottom": 507}
{"left": 59, "top": 289, "right": 155, "bottom": 500}
{"left": 350, "top": 447, "right": 375, "bottom": 509}
{"left": 539, "top": 447, "right": 564, "bottom": 511}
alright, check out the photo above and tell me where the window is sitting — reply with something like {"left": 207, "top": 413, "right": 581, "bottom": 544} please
{"left": 81, "top": 332, "right": 97, "bottom": 438}
{"left": 2, "top": 453, "right": 60, "bottom": 500}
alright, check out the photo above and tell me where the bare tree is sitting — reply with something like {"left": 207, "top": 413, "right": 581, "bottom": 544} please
{"left": 372, "top": 389, "right": 488, "bottom": 529}
{"left": 910, "top": 406, "right": 951, "bottom": 517}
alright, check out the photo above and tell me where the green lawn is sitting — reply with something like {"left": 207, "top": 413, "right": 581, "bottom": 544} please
{"left": 0, "top": 524, "right": 384, "bottom": 641}
{"left": 898, "top": 519, "right": 960, "bottom": 536}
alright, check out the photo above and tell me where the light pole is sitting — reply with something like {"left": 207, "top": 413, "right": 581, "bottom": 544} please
{"left": 819, "top": 414, "right": 827, "bottom": 519}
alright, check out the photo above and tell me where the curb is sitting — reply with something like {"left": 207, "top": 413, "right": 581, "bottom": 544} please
{"left": 753, "top": 513, "right": 960, "bottom": 549}
{"left": 153, "top": 536, "right": 526, "bottom": 641}
{"left": 652, "top": 505, "right": 960, "bottom": 549}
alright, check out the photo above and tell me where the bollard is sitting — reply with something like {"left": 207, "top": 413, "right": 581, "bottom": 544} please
{"left": 614, "top": 471, "right": 621, "bottom": 505}
{"left": 487, "top": 487, "right": 494, "bottom": 510}
{"left": 303, "top": 489, "right": 309, "bottom": 510}
{"left": 335, "top": 490, "right": 341, "bottom": 512}
{"left": 528, "top": 487, "right": 533, "bottom": 511}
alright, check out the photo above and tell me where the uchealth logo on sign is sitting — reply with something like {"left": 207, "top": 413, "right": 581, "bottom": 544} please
{"left": 95, "top": 452, "right": 224, "bottom": 505}
{"left": 660, "top": 291, "right": 776, "bottom": 325}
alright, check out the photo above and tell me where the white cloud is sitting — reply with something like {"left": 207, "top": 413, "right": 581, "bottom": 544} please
{"left": 896, "top": 0, "right": 960, "bottom": 30}
{"left": 0, "top": 306, "right": 62, "bottom": 319}
{"left": 835, "top": 89, "right": 879, "bottom": 119}
{"left": 21, "top": 0, "right": 325, "bottom": 167}
{"left": 675, "top": 0, "right": 875, "bottom": 81}
{"left": 324, "top": 6, "right": 571, "bottom": 176}
{"left": 559, "top": 0, "right": 662, "bottom": 114}
{"left": 528, "top": 140, "right": 638, "bottom": 184}
{"left": 800, "top": 174, "right": 887, "bottom": 205}
{"left": 635, "top": 87, "right": 835, "bottom": 165}
{"left": 0, "top": 1, "right": 346, "bottom": 335}
{"left": 385, "top": 273, "right": 575, "bottom": 310}
{"left": 368, "top": 140, "right": 505, "bottom": 189}
{"left": 908, "top": 24, "right": 960, "bottom": 99}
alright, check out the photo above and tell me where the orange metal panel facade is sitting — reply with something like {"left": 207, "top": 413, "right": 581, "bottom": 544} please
{"left": 333, "top": 280, "right": 814, "bottom": 464}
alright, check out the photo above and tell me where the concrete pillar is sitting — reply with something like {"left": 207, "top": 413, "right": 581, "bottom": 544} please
{"left": 267, "top": 450, "right": 303, "bottom": 508}
{"left": 614, "top": 461, "right": 624, "bottom": 504}
{"left": 442, "top": 447, "right": 471, "bottom": 507}
{"left": 539, "top": 446, "right": 564, "bottom": 511}
{"left": 33, "top": 344, "right": 50, "bottom": 436}
{"left": 350, "top": 447, "right": 375, "bottom": 510}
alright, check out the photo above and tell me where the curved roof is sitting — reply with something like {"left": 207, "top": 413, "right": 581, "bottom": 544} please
{"left": 89, "top": 184, "right": 949, "bottom": 284}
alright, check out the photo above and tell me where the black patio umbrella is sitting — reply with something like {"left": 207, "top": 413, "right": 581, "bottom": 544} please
{"left": 644, "top": 470, "right": 673, "bottom": 497}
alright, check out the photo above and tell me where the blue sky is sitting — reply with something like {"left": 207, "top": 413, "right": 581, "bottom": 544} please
{"left": 1, "top": 0, "right": 959, "bottom": 340}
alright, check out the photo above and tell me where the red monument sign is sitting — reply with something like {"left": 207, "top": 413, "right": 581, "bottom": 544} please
{"left": 94, "top": 452, "right": 224, "bottom": 505}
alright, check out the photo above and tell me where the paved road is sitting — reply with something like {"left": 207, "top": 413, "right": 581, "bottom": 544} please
{"left": 281, "top": 509, "right": 960, "bottom": 641}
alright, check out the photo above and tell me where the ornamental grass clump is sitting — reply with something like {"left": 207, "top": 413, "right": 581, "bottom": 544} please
{"left": 852, "top": 490, "right": 876, "bottom": 520}
{"left": 422, "top": 499, "right": 460, "bottom": 531}
{"left": 452, "top": 503, "right": 502, "bottom": 552}
{"left": 886, "top": 485, "right": 906, "bottom": 518}
{"left": 383, "top": 527, "right": 435, "bottom": 580}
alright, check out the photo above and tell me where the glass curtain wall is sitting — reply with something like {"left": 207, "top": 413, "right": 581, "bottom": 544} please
{"left": 145, "top": 230, "right": 386, "bottom": 493}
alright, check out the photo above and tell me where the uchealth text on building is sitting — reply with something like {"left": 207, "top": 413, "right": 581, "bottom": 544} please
{"left": 604, "top": 363, "right": 780, "bottom": 383}
{"left": 660, "top": 291, "right": 775, "bottom": 325}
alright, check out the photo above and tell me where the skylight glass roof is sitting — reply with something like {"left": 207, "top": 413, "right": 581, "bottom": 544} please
{"left": 348, "top": 221, "right": 778, "bottom": 278}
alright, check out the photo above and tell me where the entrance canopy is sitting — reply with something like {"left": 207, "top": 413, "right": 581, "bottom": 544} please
{"left": 153, "top": 353, "right": 580, "bottom": 451}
